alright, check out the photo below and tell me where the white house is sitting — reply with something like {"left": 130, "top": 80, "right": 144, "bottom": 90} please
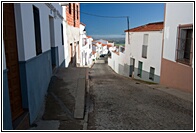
{"left": 93, "top": 39, "right": 114, "bottom": 58}
{"left": 124, "top": 22, "right": 164, "bottom": 83}
{"left": 79, "top": 23, "right": 93, "bottom": 67}
{"left": 3, "top": 3, "right": 65, "bottom": 130}
{"left": 160, "top": 3, "right": 193, "bottom": 93}
{"left": 62, "top": 3, "right": 80, "bottom": 67}
{"left": 108, "top": 22, "right": 163, "bottom": 83}
{"left": 86, "top": 36, "right": 93, "bottom": 66}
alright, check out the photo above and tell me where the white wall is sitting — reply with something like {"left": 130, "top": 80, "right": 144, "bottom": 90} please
{"left": 52, "top": 4, "right": 65, "bottom": 66}
{"left": 125, "top": 31, "right": 163, "bottom": 76}
{"left": 108, "top": 52, "right": 125, "bottom": 74}
{"left": 15, "top": 3, "right": 64, "bottom": 63}
{"left": 163, "top": 3, "right": 193, "bottom": 62}
{"left": 62, "top": 6, "right": 69, "bottom": 67}
{"left": 79, "top": 24, "right": 86, "bottom": 66}
{"left": 14, "top": 4, "right": 36, "bottom": 61}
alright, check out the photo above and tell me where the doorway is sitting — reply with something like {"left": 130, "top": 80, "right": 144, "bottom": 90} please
{"left": 49, "top": 16, "right": 56, "bottom": 70}
{"left": 129, "top": 58, "right": 135, "bottom": 77}
{"left": 3, "top": 3, "right": 24, "bottom": 121}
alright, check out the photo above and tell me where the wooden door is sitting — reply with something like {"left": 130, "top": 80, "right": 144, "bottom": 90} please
{"left": 3, "top": 3, "right": 24, "bottom": 121}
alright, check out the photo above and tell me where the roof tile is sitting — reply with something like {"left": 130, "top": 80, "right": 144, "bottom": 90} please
{"left": 125, "top": 22, "right": 164, "bottom": 32}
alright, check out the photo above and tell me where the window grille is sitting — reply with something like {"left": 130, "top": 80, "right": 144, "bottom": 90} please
{"left": 176, "top": 25, "right": 193, "bottom": 66}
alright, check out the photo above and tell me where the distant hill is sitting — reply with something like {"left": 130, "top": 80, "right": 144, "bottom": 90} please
{"left": 92, "top": 35, "right": 125, "bottom": 45}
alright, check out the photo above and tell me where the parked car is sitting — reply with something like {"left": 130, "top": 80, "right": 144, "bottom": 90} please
{"left": 100, "top": 54, "right": 106, "bottom": 57}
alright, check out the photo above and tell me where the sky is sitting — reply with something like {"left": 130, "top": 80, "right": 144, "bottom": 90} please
{"left": 80, "top": 3, "right": 165, "bottom": 38}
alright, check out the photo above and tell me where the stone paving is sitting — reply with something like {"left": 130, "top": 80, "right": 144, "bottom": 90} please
{"left": 88, "top": 63, "right": 193, "bottom": 130}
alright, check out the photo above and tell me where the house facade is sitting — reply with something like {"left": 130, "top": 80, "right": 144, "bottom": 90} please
{"left": 108, "top": 22, "right": 163, "bottom": 83}
{"left": 124, "top": 22, "right": 164, "bottom": 83}
{"left": 160, "top": 3, "right": 193, "bottom": 92}
{"left": 64, "top": 3, "right": 80, "bottom": 67}
{"left": 79, "top": 23, "right": 93, "bottom": 67}
{"left": 3, "top": 3, "right": 65, "bottom": 130}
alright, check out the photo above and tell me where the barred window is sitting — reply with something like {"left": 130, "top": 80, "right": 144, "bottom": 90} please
{"left": 176, "top": 24, "right": 193, "bottom": 66}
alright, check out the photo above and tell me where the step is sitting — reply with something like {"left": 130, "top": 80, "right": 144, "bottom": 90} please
{"left": 13, "top": 111, "right": 30, "bottom": 130}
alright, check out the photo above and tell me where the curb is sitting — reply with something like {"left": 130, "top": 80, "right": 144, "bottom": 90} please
{"left": 147, "top": 84, "right": 193, "bottom": 103}
{"left": 83, "top": 68, "right": 90, "bottom": 130}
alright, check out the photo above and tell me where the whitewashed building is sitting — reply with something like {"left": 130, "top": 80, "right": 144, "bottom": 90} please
{"left": 79, "top": 23, "right": 93, "bottom": 67}
{"left": 62, "top": 3, "right": 80, "bottom": 67}
{"left": 160, "top": 3, "right": 193, "bottom": 93}
{"left": 108, "top": 22, "right": 163, "bottom": 83}
{"left": 3, "top": 3, "right": 65, "bottom": 130}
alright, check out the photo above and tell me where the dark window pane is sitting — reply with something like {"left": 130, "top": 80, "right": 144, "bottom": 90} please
{"left": 33, "top": 6, "right": 42, "bottom": 55}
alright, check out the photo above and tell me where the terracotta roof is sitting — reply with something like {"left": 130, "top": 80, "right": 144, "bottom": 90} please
{"left": 125, "top": 22, "right": 164, "bottom": 32}
{"left": 92, "top": 51, "right": 96, "bottom": 55}
{"left": 107, "top": 44, "right": 112, "bottom": 48}
{"left": 102, "top": 44, "right": 107, "bottom": 47}
{"left": 87, "top": 36, "right": 92, "bottom": 38}
{"left": 98, "top": 42, "right": 102, "bottom": 44}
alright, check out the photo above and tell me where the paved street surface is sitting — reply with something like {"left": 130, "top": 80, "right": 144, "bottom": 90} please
{"left": 29, "top": 67, "right": 87, "bottom": 130}
{"left": 87, "top": 63, "right": 193, "bottom": 130}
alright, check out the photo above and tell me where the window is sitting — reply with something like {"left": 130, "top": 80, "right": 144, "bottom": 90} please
{"left": 82, "top": 38, "right": 87, "bottom": 46}
{"left": 149, "top": 67, "right": 155, "bottom": 80}
{"left": 143, "top": 34, "right": 148, "bottom": 45}
{"left": 73, "top": 3, "right": 76, "bottom": 27}
{"left": 69, "top": 3, "right": 71, "bottom": 14}
{"left": 176, "top": 24, "right": 193, "bottom": 65}
{"left": 61, "top": 24, "right": 64, "bottom": 45}
{"left": 33, "top": 6, "right": 42, "bottom": 55}
{"left": 137, "top": 61, "right": 143, "bottom": 77}
{"left": 142, "top": 34, "right": 148, "bottom": 58}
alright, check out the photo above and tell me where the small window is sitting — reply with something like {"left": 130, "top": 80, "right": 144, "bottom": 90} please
{"left": 142, "top": 45, "right": 147, "bottom": 58}
{"left": 149, "top": 67, "right": 155, "bottom": 81}
{"left": 142, "top": 34, "right": 148, "bottom": 58}
{"left": 61, "top": 24, "right": 64, "bottom": 45}
{"left": 33, "top": 6, "right": 42, "bottom": 55}
{"left": 69, "top": 3, "right": 71, "bottom": 14}
{"left": 176, "top": 24, "right": 193, "bottom": 66}
{"left": 143, "top": 34, "right": 148, "bottom": 45}
{"left": 137, "top": 61, "right": 143, "bottom": 77}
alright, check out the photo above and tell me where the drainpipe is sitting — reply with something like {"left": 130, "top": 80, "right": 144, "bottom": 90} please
{"left": 127, "top": 16, "right": 130, "bottom": 44}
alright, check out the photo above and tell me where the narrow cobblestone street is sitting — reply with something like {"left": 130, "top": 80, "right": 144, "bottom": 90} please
{"left": 87, "top": 63, "right": 193, "bottom": 130}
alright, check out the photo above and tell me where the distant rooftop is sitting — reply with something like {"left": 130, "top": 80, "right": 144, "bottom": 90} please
{"left": 125, "top": 22, "right": 164, "bottom": 32}
{"left": 87, "top": 36, "right": 92, "bottom": 38}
